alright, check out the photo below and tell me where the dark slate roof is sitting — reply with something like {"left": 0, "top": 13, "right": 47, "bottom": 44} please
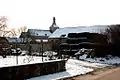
{"left": 49, "top": 25, "right": 109, "bottom": 38}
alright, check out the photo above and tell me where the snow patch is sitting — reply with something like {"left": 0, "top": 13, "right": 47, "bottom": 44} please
{"left": 0, "top": 56, "right": 59, "bottom": 67}
{"left": 79, "top": 54, "right": 120, "bottom": 65}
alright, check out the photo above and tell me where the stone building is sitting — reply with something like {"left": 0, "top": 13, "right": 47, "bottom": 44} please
{"left": 18, "top": 17, "right": 59, "bottom": 53}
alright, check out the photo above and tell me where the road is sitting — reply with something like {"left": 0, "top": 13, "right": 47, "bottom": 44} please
{"left": 62, "top": 66, "right": 120, "bottom": 80}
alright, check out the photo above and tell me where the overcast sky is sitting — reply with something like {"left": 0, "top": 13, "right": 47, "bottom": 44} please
{"left": 0, "top": 0, "right": 120, "bottom": 30}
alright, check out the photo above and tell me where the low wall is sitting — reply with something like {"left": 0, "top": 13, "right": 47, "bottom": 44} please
{"left": 0, "top": 60, "right": 66, "bottom": 80}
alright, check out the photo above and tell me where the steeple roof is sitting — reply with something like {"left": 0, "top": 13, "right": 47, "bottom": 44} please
{"left": 50, "top": 17, "right": 58, "bottom": 27}
{"left": 49, "top": 17, "right": 59, "bottom": 33}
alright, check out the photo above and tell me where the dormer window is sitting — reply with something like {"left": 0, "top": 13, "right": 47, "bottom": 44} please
{"left": 45, "top": 34, "right": 47, "bottom": 36}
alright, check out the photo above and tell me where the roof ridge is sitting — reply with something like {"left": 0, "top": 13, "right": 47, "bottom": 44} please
{"left": 28, "top": 29, "right": 50, "bottom": 31}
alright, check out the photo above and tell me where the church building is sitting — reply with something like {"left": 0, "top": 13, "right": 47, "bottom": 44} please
{"left": 19, "top": 17, "right": 59, "bottom": 43}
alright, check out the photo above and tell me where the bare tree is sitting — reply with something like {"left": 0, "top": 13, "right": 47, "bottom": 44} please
{"left": 0, "top": 16, "right": 23, "bottom": 37}
{"left": 18, "top": 26, "right": 27, "bottom": 35}
{"left": 0, "top": 16, "right": 7, "bottom": 30}
{"left": 8, "top": 28, "right": 17, "bottom": 37}
{"left": 105, "top": 25, "right": 120, "bottom": 44}
{"left": 105, "top": 25, "right": 120, "bottom": 56}
{"left": 0, "top": 16, "right": 9, "bottom": 37}
{"left": 6, "top": 26, "right": 28, "bottom": 37}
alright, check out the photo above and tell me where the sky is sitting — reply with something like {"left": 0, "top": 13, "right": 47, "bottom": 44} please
{"left": 0, "top": 0, "right": 120, "bottom": 30}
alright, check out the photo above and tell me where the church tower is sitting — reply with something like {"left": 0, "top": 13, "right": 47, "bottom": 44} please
{"left": 49, "top": 17, "right": 59, "bottom": 33}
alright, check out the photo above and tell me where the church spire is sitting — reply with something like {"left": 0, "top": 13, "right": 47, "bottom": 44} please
{"left": 53, "top": 17, "right": 56, "bottom": 25}
{"left": 49, "top": 17, "right": 59, "bottom": 33}
{"left": 51, "top": 17, "right": 57, "bottom": 27}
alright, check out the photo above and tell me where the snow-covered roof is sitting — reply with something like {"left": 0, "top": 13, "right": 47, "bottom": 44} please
{"left": 28, "top": 29, "right": 52, "bottom": 37}
{"left": 7, "top": 37, "right": 27, "bottom": 43}
{"left": 49, "top": 25, "right": 108, "bottom": 38}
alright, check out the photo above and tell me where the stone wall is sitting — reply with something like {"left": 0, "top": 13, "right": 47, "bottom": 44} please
{"left": 0, "top": 60, "right": 66, "bottom": 80}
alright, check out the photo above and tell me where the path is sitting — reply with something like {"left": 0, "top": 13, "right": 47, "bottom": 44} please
{"left": 62, "top": 66, "right": 120, "bottom": 80}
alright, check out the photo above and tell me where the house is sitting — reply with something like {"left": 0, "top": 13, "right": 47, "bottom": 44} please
{"left": 49, "top": 25, "right": 108, "bottom": 38}
{"left": 20, "top": 17, "right": 59, "bottom": 43}
{"left": 49, "top": 25, "right": 109, "bottom": 54}
{"left": 18, "top": 17, "right": 59, "bottom": 53}
{"left": 26, "top": 29, "right": 51, "bottom": 43}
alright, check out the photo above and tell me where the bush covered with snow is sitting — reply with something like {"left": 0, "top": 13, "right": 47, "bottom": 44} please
{"left": 79, "top": 54, "right": 120, "bottom": 65}
{"left": 43, "top": 51, "right": 58, "bottom": 60}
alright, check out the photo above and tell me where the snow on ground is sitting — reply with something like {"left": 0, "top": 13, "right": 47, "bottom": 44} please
{"left": 27, "top": 59, "right": 94, "bottom": 80}
{"left": 27, "top": 58, "right": 110, "bottom": 80}
{"left": 0, "top": 55, "right": 107, "bottom": 80}
{"left": 0, "top": 51, "right": 58, "bottom": 67}
{"left": 79, "top": 54, "right": 120, "bottom": 65}
{"left": 0, "top": 56, "right": 56, "bottom": 67}
{"left": 0, "top": 54, "right": 120, "bottom": 80}
{"left": 67, "top": 59, "right": 109, "bottom": 68}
